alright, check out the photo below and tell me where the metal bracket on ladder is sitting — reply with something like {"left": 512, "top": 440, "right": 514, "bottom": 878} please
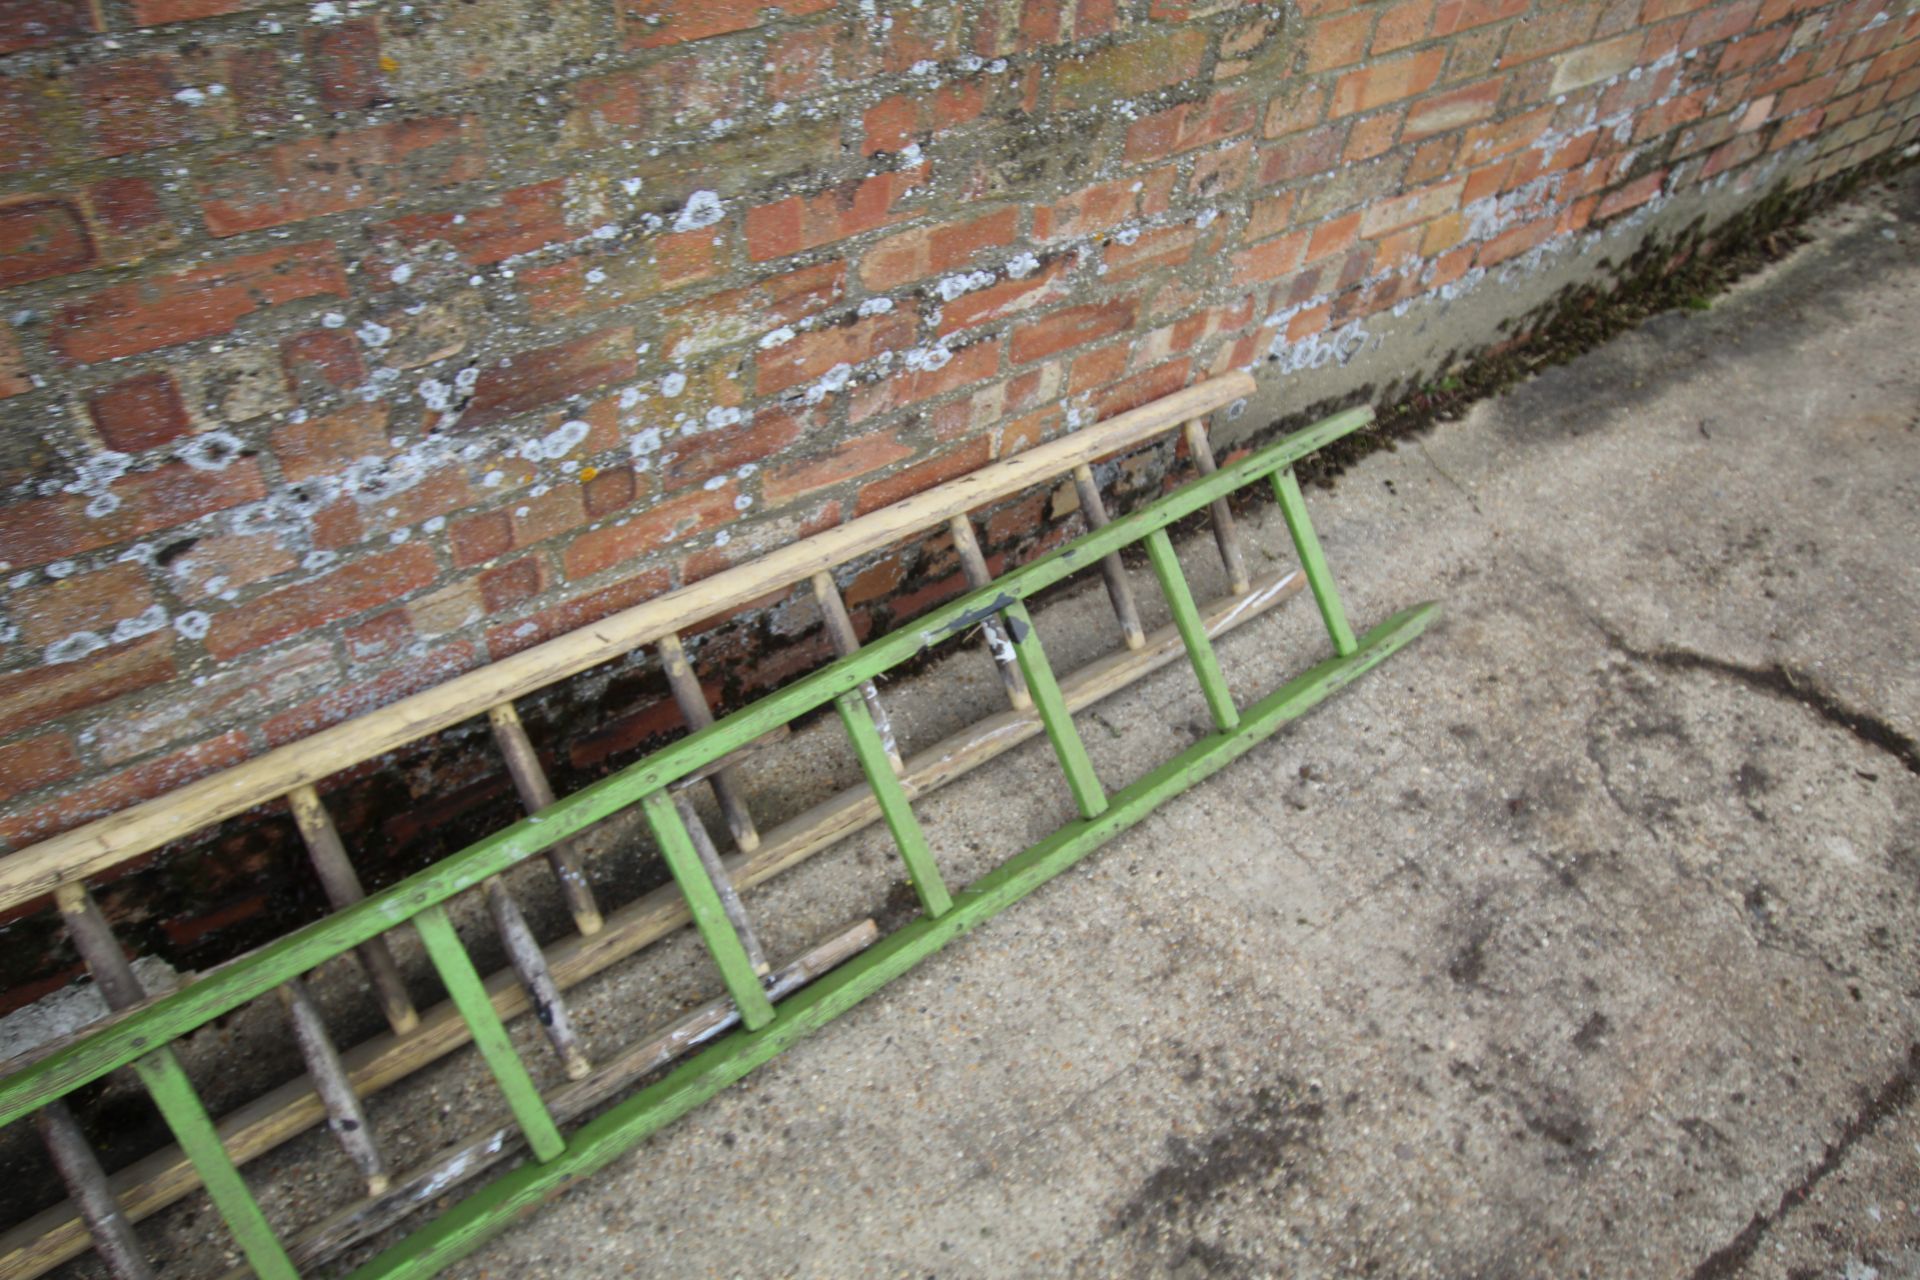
{"left": 0, "top": 375, "right": 1435, "bottom": 1280}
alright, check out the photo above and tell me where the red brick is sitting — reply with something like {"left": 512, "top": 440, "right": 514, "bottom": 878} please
{"left": 1010, "top": 298, "right": 1138, "bottom": 365}
{"left": 745, "top": 170, "right": 928, "bottom": 263}
{"left": 0, "top": 76, "right": 52, "bottom": 177}
{"left": 0, "top": 461, "right": 267, "bottom": 568}
{"left": 1458, "top": 105, "right": 1556, "bottom": 165}
{"left": 663, "top": 261, "right": 846, "bottom": 362}
{"left": 936, "top": 258, "right": 1073, "bottom": 333}
{"left": 486, "top": 567, "right": 671, "bottom": 658}
{"left": 478, "top": 558, "right": 543, "bottom": 614}
{"left": 1405, "top": 76, "right": 1506, "bottom": 139}
{"left": 1477, "top": 214, "right": 1558, "bottom": 265}
{"left": 78, "top": 56, "right": 203, "bottom": 159}
{"left": 0, "top": 199, "right": 95, "bottom": 290}
{"left": 0, "top": 730, "right": 251, "bottom": 848}
{"left": 199, "top": 117, "right": 486, "bottom": 237}
{"left": 1432, "top": 0, "right": 1527, "bottom": 32}
{"left": 1103, "top": 224, "right": 1206, "bottom": 281}
{"left": 1125, "top": 90, "right": 1258, "bottom": 161}
{"left": 561, "top": 483, "right": 740, "bottom": 579}
{"left": 568, "top": 52, "right": 754, "bottom": 148}
{"left": 1332, "top": 48, "right": 1446, "bottom": 115}
{"left": 1259, "top": 123, "right": 1349, "bottom": 183}
{"left": 52, "top": 241, "right": 346, "bottom": 364}
{"left": 854, "top": 437, "right": 993, "bottom": 516}
{"left": 1304, "top": 211, "right": 1363, "bottom": 263}
{"left": 1375, "top": 0, "right": 1434, "bottom": 51}
{"left": 518, "top": 230, "right": 722, "bottom": 320}
{"left": 1306, "top": 11, "right": 1374, "bottom": 71}
{"left": 369, "top": 180, "right": 560, "bottom": 266}
{"left": 1229, "top": 230, "right": 1308, "bottom": 285}
{"left": 204, "top": 543, "right": 437, "bottom": 659}
{"left": 765, "top": 24, "right": 876, "bottom": 100}
{"left": 280, "top": 328, "right": 366, "bottom": 393}
{"left": 582, "top": 465, "right": 638, "bottom": 518}
{"left": 1499, "top": 4, "right": 1605, "bottom": 64}
{"left": 263, "top": 644, "right": 474, "bottom": 746}
{"left": 1595, "top": 170, "right": 1668, "bottom": 220}
{"left": 763, "top": 430, "right": 914, "bottom": 506}
{"left": 1361, "top": 177, "right": 1467, "bottom": 236}
{"left": 1343, "top": 111, "right": 1405, "bottom": 163}
{"left": 1680, "top": 0, "right": 1762, "bottom": 53}
{"left": 975, "top": 0, "right": 1122, "bottom": 57}
{"left": 1193, "top": 140, "right": 1257, "bottom": 197}
{"left": 308, "top": 18, "right": 387, "bottom": 112}
{"left": 1033, "top": 170, "right": 1176, "bottom": 242}
{"left": 663, "top": 405, "right": 809, "bottom": 488}
{"left": 756, "top": 312, "right": 914, "bottom": 395}
{"left": 0, "top": 733, "right": 81, "bottom": 806}
{"left": 454, "top": 327, "right": 636, "bottom": 431}
{"left": 86, "top": 177, "right": 167, "bottom": 237}
{"left": 1264, "top": 83, "right": 1329, "bottom": 138}
{"left": 863, "top": 80, "right": 988, "bottom": 156}
{"left": 1244, "top": 192, "right": 1298, "bottom": 241}
{"left": 848, "top": 339, "right": 1002, "bottom": 424}
{"left": 0, "top": 0, "right": 96, "bottom": 55}
{"left": 10, "top": 563, "right": 155, "bottom": 649}
{"left": 0, "top": 634, "right": 174, "bottom": 738}
{"left": 86, "top": 371, "right": 190, "bottom": 453}
{"left": 128, "top": 0, "right": 263, "bottom": 22}
{"left": 860, "top": 209, "right": 1018, "bottom": 290}
{"left": 619, "top": 0, "right": 831, "bottom": 49}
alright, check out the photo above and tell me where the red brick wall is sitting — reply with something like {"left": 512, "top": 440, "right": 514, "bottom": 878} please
{"left": 1, "top": 0, "right": 1917, "bottom": 997}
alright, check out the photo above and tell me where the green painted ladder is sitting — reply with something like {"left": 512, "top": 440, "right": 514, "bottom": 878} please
{"left": 0, "top": 405, "right": 1435, "bottom": 1279}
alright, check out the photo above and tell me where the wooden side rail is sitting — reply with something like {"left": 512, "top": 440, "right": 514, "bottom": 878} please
{"left": 0, "top": 374, "right": 1253, "bottom": 916}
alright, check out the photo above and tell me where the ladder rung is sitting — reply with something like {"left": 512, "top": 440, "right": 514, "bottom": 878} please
{"left": 835, "top": 691, "right": 952, "bottom": 918}
{"left": 487, "top": 703, "right": 604, "bottom": 935}
{"left": 1071, "top": 464, "right": 1148, "bottom": 650}
{"left": 278, "top": 978, "right": 389, "bottom": 1194}
{"left": 812, "top": 572, "right": 905, "bottom": 772}
{"left": 37, "top": 1102, "right": 153, "bottom": 1280}
{"left": 947, "top": 515, "right": 1032, "bottom": 711}
{"left": 55, "top": 885, "right": 298, "bottom": 1280}
{"left": 410, "top": 904, "right": 566, "bottom": 1162}
{"left": 671, "top": 792, "right": 769, "bottom": 976}
{"left": 286, "top": 784, "right": 420, "bottom": 1037}
{"left": 1270, "top": 467, "right": 1358, "bottom": 657}
{"left": 658, "top": 632, "right": 764, "bottom": 852}
{"left": 481, "top": 877, "right": 593, "bottom": 1080}
{"left": 1183, "top": 419, "right": 1252, "bottom": 595}
{"left": 640, "top": 791, "right": 777, "bottom": 1031}
{"left": 998, "top": 600, "right": 1108, "bottom": 820}
{"left": 1143, "top": 528, "right": 1241, "bottom": 732}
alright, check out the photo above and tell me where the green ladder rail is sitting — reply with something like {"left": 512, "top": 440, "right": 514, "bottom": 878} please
{"left": 0, "top": 403, "right": 1435, "bottom": 1279}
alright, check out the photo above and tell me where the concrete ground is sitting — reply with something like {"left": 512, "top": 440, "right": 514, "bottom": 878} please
{"left": 400, "top": 173, "right": 1920, "bottom": 1279}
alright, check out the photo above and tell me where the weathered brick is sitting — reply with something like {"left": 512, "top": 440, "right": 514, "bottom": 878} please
{"left": 199, "top": 117, "right": 486, "bottom": 237}
{"left": 561, "top": 482, "right": 740, "bottom": 579}
{"left": 663, "top": 261, "right": 846, "bottom": 362}
{"left": 280, "top": 328, "right": 366, "bottom": 393}
{"left": 854, "top": 436, "right": 993, "bottom": 515}
{"left": 620, "top": 0, "right": 831, "bottom": 50}
{"left": 1552, "top": 32, "right": 1646, "bottom": 92}
{"left": 663, "top": 405, "right": 809, "bottom": 488}
{"left": 975, "top": 0, "right": 1122, "bottom": 57}
{"left": 1360, "top": 177, "right": 1467, "bottom": 236}
{"left": 518, "top": 230, "right": 723, "bottom": 320}
{"left": 861, "top": 209, "right": 1018, "bottom": 290}
{"left": 849, "top": 339, "right": 1002, "bottom": 424}
{"left": 1053, "top": 29, "right": 1209, "bottom": 111}
{"left": 0, "top": 730, "right": 251, "bottom": 848}
{"left": 936, "top": 257, "right": 1073, "bottom": 333}
{"left": 10, "top": 562, "right": 156, "bottom": 649}
{"left": 0, "top": 327, "right": 28, "bottom": 400}
{"left": 1376, "top": 0, "right": 1435, "bottom": 52}
{"left": 52, "top": 241, "right": 346, "bottom": 364}
{"left": 1125, "top": 90, "right": 1258, "bottom": 161}
{"left": 0, "top": 733, "right": 81, "bottom": 806}
{"left": 0, "top": 198, "right": 95, "bottom": 290}
{"left": 128, "top": 0, "right": 264, "bottom": 24}
{"left": 1259, "top": 123, "right": 1350, "bottom": 183}
{"left": 0, "top": 460, "right": 267, "bottom": 568}
{"left": 1033, "top": 170, "right": 1177, "bottom": 242}
{"left": 1307, "top": 11, "right": 1375, "bottom": 71}
{"left": 863, "top": 80, "right": 989, "bottom": 155}
{"left": 745, "top": 170, "right": 928, "bottom": 262}
{"left": 0, "top": 75, "right": 53, "bottom": 177}
{"left": 263, "top": 643, "right": 476, "bottom": 746}
{"left": 454, "top": 327, "right": 636, "bottom": 431}
{"left": 204, "top": 543, "right": 438, "bottom": 659}
{"left": 1332, "top": 48, "right": 1447, "bottom": 115}
{"left": 756, "top": 312, "right": 915, "bottom": 395}
{"left": 568, "top": 51, "right": 753, "bottom": 147}
{"left": 1010, "top": 298, "right": 1138, "bottom": 365}
{"left": 0, "top": 633, "right": 174, "bottom": 738}
{"left": 765, "top": 24, "right": 876, "bottom": 100}
{"left": 308, "top": 18, "right": 387, "bottom": 112}
{"left": 1405, "top": 76, "right": 1506, "bottom": 139}
{"left": 763, "top": 430, "right": 914, "bottom": 506}
{"left": 86, "top": 371, "right": 191, "bottom": 452}
{"left": 0, "top": 0, "right": 96, "bottom": 55}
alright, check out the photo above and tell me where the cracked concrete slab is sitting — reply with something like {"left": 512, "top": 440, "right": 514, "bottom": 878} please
{"left": 402, "top": 172, "right": 1920, "bottom": 1280}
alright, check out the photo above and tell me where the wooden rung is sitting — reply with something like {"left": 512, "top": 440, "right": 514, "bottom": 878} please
{"left": 486, "top": 704, "right": 603, "bottom": 936}
{"left": 1070, "top": 464, "right": 1148, "bottom": 650}
{"left": 36, "top": 1103, "right": 153, "bottom": 1280}
{"left": 810, "top": 572, "right": 905, "bottom": 773}
{"left": 671, "top": 794, "right": 768, "bottom": 976}
{"left": 481, "top": 878, "right": 592, "bottom": 1080}
{"left": 286, "top": 786, "right": 419, "bottom": 1037}
{"left": 1182, "top": 419, "right": 1251, "bottom": 595}
{"left": 946, "top": 516, "right": 1032, "bottom": 711}
{"left": 1, "top": 568, "right": 1307, "bottom": 1280}
{"left": 657, "top": 632, "right": 762, "bottom": 854}
{"left": 225, "top": 921, "right": 878, "bottom": 1279}
{"left": 277, "top": 980, "right": 388, "bottom": 1196}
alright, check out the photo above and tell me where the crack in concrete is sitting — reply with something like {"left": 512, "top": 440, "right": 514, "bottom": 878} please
{"left": 1688, "top": 1042, "right": 1920, "bottom": 1280}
